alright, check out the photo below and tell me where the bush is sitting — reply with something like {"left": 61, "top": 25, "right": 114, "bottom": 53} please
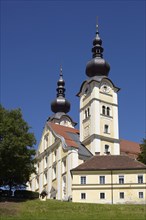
{"left": 0, "top": 189, "right": 13, "bottom": 197}
{"left": 14, "top": 190, "right": 39, "bottom": 199}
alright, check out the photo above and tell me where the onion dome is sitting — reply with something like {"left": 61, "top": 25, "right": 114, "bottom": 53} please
{"left": 86, "top": 23, "right": 110, "bottom": 77}
{"left": 51, "top": 67, "right": 70, "bottom": 114}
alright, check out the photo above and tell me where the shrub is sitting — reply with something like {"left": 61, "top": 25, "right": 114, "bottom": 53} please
{"left": 0, "top": 189, "right": 12, "bottom": 197}
{"left": 14, "top": 190, "right": 39, "bottom": 199}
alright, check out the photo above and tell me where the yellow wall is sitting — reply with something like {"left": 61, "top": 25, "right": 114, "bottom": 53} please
{"left": 80, "top": 78, "right": 120, "bottom": 156}
{"left": 72, "top": 170, "right": 146, "bottom": 204}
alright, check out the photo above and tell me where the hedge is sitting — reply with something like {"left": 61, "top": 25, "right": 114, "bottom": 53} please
{"left": 14, "top": 190, "right": 39, "bottom": 199}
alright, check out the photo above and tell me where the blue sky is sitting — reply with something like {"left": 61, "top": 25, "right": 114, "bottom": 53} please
{"left": 1, "top": 0, "right": 145, "bottom": 147}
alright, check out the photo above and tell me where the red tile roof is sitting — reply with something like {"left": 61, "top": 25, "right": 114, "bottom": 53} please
{"left": 47, "top": 122, "right": 140, "bottom": 157}
{"left": 120, "top": 139, "right": 140, "bottom": 158}
{"left": 48, "top": 122, "right": 79, "bottom": 148}
{"left": 71, "top": 155, "right": 146, "bottom": 171}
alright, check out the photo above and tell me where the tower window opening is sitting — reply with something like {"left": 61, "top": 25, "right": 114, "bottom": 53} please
{"left": 104, "top": 124, "right": 109, "bottom": 133}
{"left": 107, "top": 107, "right": 110, "bottom": 116}
{"left": 102, "top": 106, "right": 106, "bottom": 115}
{"left": 84, "top": 108, "right": 90, "bottom": 119}
{"left": 105, "top": 145, "right": 110, "bottom": 154}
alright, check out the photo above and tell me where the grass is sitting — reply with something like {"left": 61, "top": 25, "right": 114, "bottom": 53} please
{"left": 0, "top": 199, "right": 146, "bottom": 220}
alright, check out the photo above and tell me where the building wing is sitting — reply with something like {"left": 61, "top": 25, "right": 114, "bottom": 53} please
{"left": 71, "top": 155, "right": 146, "bottom": 171}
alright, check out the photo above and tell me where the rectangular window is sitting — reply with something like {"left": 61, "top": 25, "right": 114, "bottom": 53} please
{"left": 104, "top": 145, "right": 110, "bottom": 154}
{"left": 100, "top": 193, "right": 105, "bottom": 199}
{"left": 119, "top": 175, "right": 124, "bottom": 184}
{"left": 44, "top": 156, "right": 48, "bottom": 168}
{"left": 81, "top": 193, "right": 86, "bottom": 200}
{"left": 53, "top": 166, "right": 56, "bottom": 179}
{"left": 104, "top": 125, "right": 109, "bottom": 133}
{"left": 62, "top": 159, "right": 66, "bottom": 174}
{"left": 44, "top": 136, "right": 48, "bottom": 150}
{"left": 119, "top": 192, "right": 124, "bottom": 199}
{"left": 138, "top": 175, "right": 143, "bottom": 183}
{"left": 36, "top": 163, "right": 39, "bottom": 173}
{"left": 44, "top": 172, "right": 47, "bottom": 185}
{"left": 80, "top": 176, "right": 86, "bottom": 184}
{"left": 139, "top": 192, "right": 143, "bottom": 199}
{"left": 53, "top": 150, "right": 57, "bottom": 163}
{"left": 36, "top": 177, "right": 39, "bottom": 189}
{"left": 99, "top": 176, "right": 105, "bottom": 184}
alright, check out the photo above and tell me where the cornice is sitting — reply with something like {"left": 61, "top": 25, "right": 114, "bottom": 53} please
{"left": 82, "top": 133, "right": 120, "bottom": 145}
{"left": 80, "top": 97, "right": 118, "bottom": 112}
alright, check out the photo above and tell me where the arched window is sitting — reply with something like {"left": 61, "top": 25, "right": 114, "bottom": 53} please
{"left": 102, "top": 106, "right": 106, "bottom": 115}
{"left": 107, "top": 107, "right": 110, "bottom": 116}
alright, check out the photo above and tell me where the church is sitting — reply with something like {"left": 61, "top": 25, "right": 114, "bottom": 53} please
{"left": 28, "top": 23, "right": 146, "bottom": 204}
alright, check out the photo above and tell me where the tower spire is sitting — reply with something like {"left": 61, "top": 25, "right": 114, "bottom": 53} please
{"left": 57, "top": 66, "right": 65, "bottom": 98}
{"left": 51, "top": 67, "right": 70, "bottom": 113}
{"left": 60, "top": 65, "right": 63, "bottom": 77}
{"left": 96, "top": 16, "right": 99, "bottom": 34}
{"left": 85, "top": 20, "right": 110, "bottom": 77}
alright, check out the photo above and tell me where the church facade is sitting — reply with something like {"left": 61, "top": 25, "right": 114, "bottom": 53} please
{"left": 28, "top": 23, "right": 146, "bottom": 204}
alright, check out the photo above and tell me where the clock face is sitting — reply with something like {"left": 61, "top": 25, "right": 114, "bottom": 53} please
{"left": 101, "top": 83, "right": 111, "bottom": 93}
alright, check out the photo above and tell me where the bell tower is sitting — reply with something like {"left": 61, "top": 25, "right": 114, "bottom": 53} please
{"left": 48, "top": 66, "right": 76, "bottom": 128}
{"left": 77, "top": 22, "right": 120, "bottom": 155}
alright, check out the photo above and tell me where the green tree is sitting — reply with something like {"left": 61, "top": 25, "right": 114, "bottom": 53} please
{"left": 0, "top": 105, "right": 36, "bottom": 192}
{"left": 137, "top": 139, "right": 146, "bottom": 165}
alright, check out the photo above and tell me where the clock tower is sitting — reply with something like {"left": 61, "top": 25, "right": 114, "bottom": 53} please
{"left": 77, "top": 23, "right": 120, "bottom": 155}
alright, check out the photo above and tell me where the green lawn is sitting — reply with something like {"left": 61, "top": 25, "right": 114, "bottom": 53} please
{"left": 0, "top": 199, "right": 145, "bottom": 220}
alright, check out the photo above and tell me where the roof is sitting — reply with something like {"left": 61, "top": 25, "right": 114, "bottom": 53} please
{"left": 120, "top": 139, "right": 140, "bottom": 158}
{"left": 77, "top": 77, "right": 120, "bottom": 97}
{"left": 71, "top": 155, "right": 146, "bottom": 171}
{"left": 48, "top": 122, "right": 92, "bottom": 159}
{"left": 48, "top": 122, "right": 140, "bottom": 158}
{"left": 48, "top": 112, "right": 77, "bottom": 126}
{"left": 48, "top": 122, "right": 79, "bottom": 148}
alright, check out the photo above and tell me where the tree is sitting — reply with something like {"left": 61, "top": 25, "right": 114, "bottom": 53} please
{"left": 137, "top": 139, "right": 146, "bottom": 165}
{"left": 0, "top": 105, "right": 36, "bottom": 192}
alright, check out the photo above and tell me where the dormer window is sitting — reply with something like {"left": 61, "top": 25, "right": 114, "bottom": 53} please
{"left": 84, "top": 84, "right": 90, "bottom": 96}
{"left": 85, "top": 87, "right": 88, "bottom": 94}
